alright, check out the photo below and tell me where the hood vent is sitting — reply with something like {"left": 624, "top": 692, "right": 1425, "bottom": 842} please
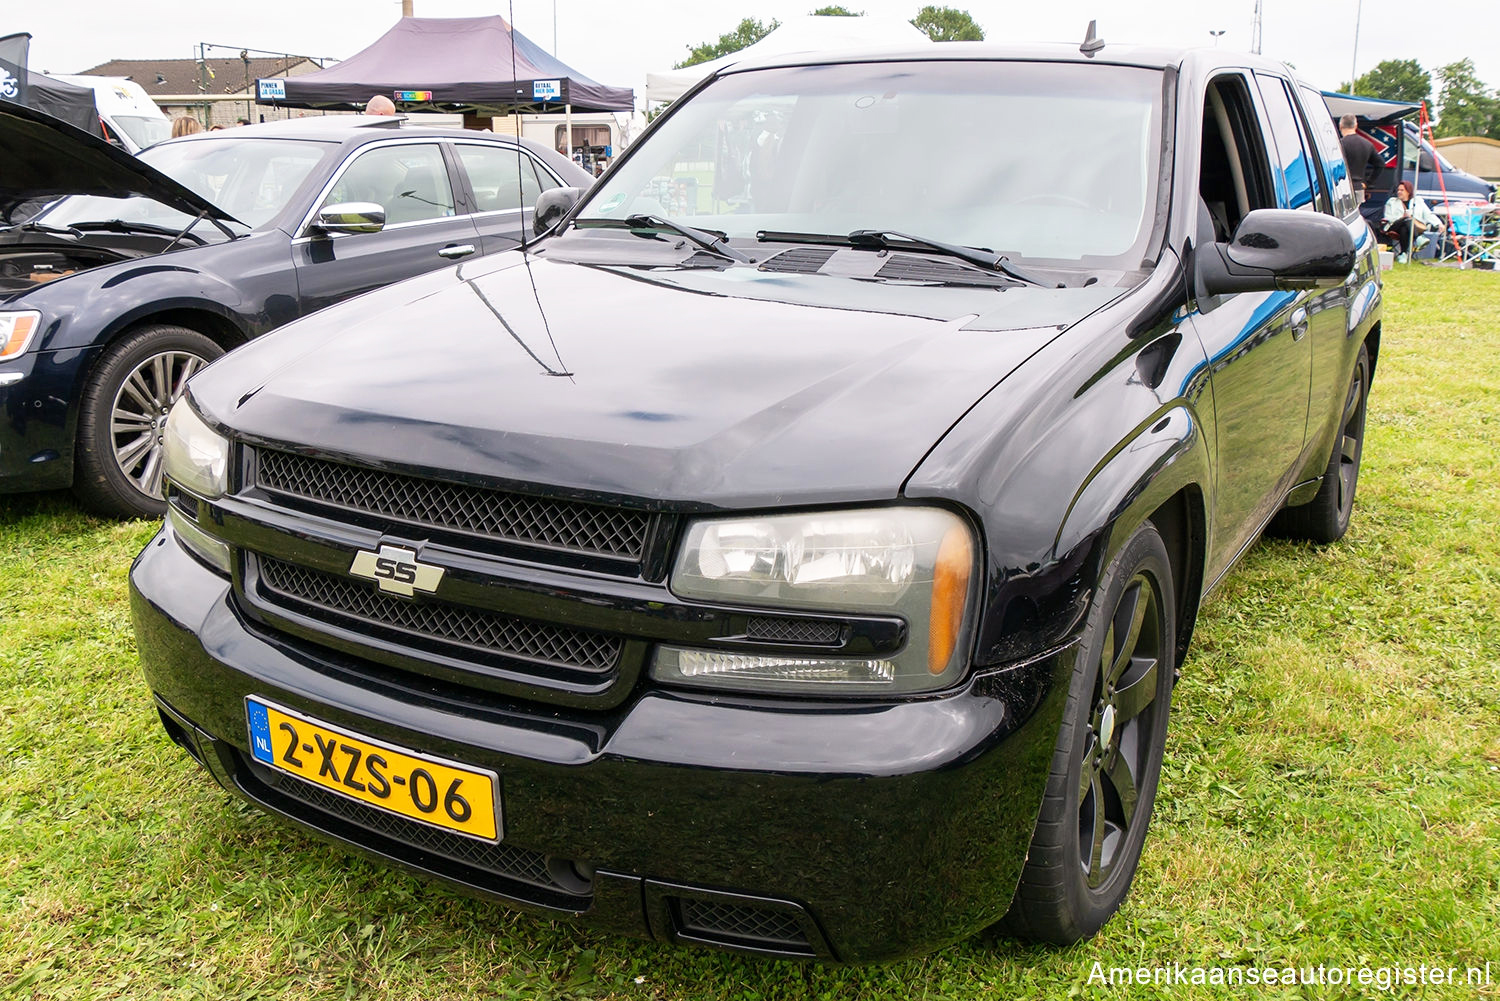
{"left": 757, "top": 247, "right": 837, "bottom": 274}
{"left": 875, "top": 254, "right": 1015, "bottom": 287}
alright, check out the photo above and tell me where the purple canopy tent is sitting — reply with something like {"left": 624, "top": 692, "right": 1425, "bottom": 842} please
{"left": 256, "top": 15, "right": 633, "bottom": 117}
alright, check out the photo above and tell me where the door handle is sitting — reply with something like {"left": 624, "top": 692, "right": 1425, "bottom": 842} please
{"left": 1290, "top": 306, "right": 1309, "bottom": 341}
{"left": 438, "top": 244, "right": 477, "bottom": 259}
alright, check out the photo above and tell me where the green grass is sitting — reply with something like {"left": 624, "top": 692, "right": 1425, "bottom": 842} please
{"left": 2, "top": 265, "right": 1497, "bottom": 999}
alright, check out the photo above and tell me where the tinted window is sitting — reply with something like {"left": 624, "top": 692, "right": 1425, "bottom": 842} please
{"left": 1198, "top": 74, "right": 1278, "bottom": 239}
{"left": 1255, "top": 74, "right": 1318, "bottom": 211}
{"left": 457, "top": 144, "right": 543, "bottom": 212}
{"left": 326, "top": 144, "right": 455, "bottom": 224}
{"left": 1298, "top": 84, "right": 1356, "bottom": 217}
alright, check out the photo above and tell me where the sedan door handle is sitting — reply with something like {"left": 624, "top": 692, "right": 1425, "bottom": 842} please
{"left": 1290, "top": 306, "right": 1309, "bottom": 341}
{"left": 438, "top": 244, "right": 477, "bottom": 259}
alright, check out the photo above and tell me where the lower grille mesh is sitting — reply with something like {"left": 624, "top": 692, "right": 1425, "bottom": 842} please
{"left": 249, "top": 761, "right": 561, "bottom": 891}
{"left": 746, "top": 616, "right": 842, "bottom": 645}
{"left": 677, "top": 898, "right": 810, "bottom": 949}
{"left": 258, "top": 556, "right": 621, "bottom": 673}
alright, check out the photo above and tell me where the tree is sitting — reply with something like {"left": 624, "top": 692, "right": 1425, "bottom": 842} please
{"left": 811, "top": 5, "right": 862, "bottom": 14}
{"left": 1341, "top": 59, "right": 1431, "bottom": 105}
{"left": 1434, "top": 59, "right": 1500, "bottom": 139}
{"left": 676, "top": 17, "right": 779, "bottom": 69}
{"left": 910, "top": 5, "right": 984, "bottom": 42}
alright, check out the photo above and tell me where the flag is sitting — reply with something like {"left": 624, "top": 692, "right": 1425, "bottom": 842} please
{"left": 0, "top": 32, "right": 30, "bottom": 106}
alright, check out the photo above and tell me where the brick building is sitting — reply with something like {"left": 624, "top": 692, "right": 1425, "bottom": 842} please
{"left": 75, "top": 56, "right": 336, "bottom": 128}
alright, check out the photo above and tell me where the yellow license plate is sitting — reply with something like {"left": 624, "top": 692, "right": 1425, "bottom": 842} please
{"left": 246, "top": 697, "right": 500, "bottom": 841}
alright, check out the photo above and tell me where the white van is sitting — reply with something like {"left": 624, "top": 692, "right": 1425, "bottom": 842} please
{"left": 51, "top": 75, "right": 170, "bottom": 152}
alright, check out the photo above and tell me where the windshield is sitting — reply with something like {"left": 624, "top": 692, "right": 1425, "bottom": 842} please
{"left": 111, "top": 114, "right": 170, "bottom": 150}
{"left": 41, "top": 137, "right": 333, "bottom": 232}
{"left": 578, "top": 61, "right": 1166, "bottom": 266}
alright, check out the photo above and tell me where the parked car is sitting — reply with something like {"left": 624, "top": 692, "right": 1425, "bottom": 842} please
{"left": 0, "top": 102, "right": 593, "bottom": 517}
{"left": 130, "top": 42, "right": 1380, "bottom": 961}
{"left": 48, "top": 75, "right": 169, "bottom": 152}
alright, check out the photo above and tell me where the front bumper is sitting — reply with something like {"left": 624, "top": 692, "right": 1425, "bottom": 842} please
{"left": 130, "top": 525, "right": 1073, "bottom": 962}
{"left": 0, "top": 349, "right": 84, "bottom": 493}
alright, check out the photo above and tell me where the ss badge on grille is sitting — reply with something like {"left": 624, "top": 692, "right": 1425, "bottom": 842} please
{"left": 349, "top": 545, "right": 445, "bottom": 597}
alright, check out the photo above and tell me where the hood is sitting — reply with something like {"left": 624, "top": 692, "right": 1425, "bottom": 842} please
{"left": 0, "top": 99, "right": 239, "bottom": 224}
{"left": 190, "top": 252, "right": 1124, "bottom": 510}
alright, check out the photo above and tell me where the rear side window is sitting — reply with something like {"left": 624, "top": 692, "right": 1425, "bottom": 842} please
{"left": 1254, "top": 73, "right": 1325, "bottom": 213}
{"left": 457, "top": 144, "right": 544, "bottom": 212}
{"left": 1298, "top": 84, "right": 1357, "bottom": 217}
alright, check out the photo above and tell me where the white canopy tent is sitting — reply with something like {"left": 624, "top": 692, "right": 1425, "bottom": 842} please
{"left": 645, "top": 14, "right": 932, "bottom": 105}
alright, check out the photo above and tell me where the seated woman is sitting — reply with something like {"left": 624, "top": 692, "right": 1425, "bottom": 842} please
{"left": 1382, "top": 181, "right": 1442, "bottom": 261}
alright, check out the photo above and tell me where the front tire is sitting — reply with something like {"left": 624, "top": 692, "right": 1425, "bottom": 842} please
{"left": 72, "top": 324, "right": 222, "bottom": 520}
{"left": 1001, "top": 521, "right": 1177, "bottom": 944}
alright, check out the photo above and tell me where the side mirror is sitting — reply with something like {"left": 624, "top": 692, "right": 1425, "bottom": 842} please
{"left": 312, "top": 202, "right": 385, "bottom": 236}
{"left": 534, "top": 186, "right": 584, "bottom": 236}
{"left": 1418, "top": 151, "right": 1437, "bottom": 172}
{"left": 1196, "top": 208, "right": 1356, "bottom": 297}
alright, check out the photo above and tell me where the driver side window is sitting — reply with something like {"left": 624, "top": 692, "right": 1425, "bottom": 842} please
{"left": 324, "top": 144, "right": 455, "bottom": 225}
{"left": 1198, "top": 74, "right": 1277, "bottom": 242}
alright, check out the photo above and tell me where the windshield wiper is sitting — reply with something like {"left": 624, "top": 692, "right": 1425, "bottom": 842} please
{"left": 756, "top": 229, "right": 1058, "bottom": 288}
{"left": 1, "top": 220, "right": 85, "bottom": 239}
{"left": 73, "top": 218, "right": 209, "bottom": 246}
{"left": 615, "top": 213, "right": 752, "bottom": 263}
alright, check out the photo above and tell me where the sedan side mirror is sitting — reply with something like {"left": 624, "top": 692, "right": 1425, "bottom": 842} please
{"left": 534, "top": 187, "right": 584, "bottom": 236}
{"left": 312, "top": 202, "right": 386, "bottom": 236}
{"left": 1196, "top": 208, "right": 1356, "bottom": 297}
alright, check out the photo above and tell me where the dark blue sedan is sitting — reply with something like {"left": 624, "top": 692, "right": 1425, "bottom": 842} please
{"left": 0, "top": 102, "right": 591, "bottom": 517}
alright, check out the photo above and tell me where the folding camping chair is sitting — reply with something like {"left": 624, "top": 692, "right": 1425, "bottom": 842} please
{"left": 1436, "top": 203, "right": 1500, "bottom": 268}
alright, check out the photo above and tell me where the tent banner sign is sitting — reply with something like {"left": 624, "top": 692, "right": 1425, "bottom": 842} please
{"left": 395, "top": 90, "right": 433, "bottom": 102}
{"left": 257, "top": 78, "right": 287, "bottom": 101}
{"left": 533, "top": 79, "right": 562, "bottom": 102}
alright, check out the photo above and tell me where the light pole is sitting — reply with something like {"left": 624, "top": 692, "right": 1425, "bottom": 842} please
{"left": 1209, "top": 29, "right": 1225, "bottom": 46}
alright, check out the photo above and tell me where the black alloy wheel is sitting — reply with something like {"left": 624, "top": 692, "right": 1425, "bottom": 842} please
{"left": 1000, "top": 521, "right": 1177, "bottom": 945}
{"left": 73, "top": 324, "right": 223, "bottom": 520}
{"left": 1270, "top": 341, "right": 1371, "bottom": 544}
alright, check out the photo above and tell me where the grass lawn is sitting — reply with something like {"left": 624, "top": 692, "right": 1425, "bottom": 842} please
{"left": 1, "top": 265, "right": 1496, "bottom": 999}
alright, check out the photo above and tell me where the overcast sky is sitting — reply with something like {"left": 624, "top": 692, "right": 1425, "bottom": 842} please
{"left": 13, "top": 0, "right": 1498, "bottom": 110}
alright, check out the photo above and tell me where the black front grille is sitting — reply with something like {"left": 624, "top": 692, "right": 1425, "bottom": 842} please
{"left": 247, "top": 759, "right": 569, "bottom": 895}
{"left": 258, "top": 556, "right": 621, "bottom": 673}
{"left": 256, "top": 450, "right": 650, "bottom": 561}
{"left": 746, "top": 616, "right": 842, "bottom": 645}
{"left": 676, "top": 898, "right": 811, "bottom": 950}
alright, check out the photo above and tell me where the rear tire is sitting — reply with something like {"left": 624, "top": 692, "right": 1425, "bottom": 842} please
{"left": 72, "top": 324, "right": 222, "bottom": 520}
{"left": 1270, "top": 342, "right": 1370, "bottom": 544}
{"left": 1000, "top": 521, "right": 1176, "bottom": 945}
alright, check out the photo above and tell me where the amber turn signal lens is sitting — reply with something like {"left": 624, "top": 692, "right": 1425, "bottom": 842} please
{"left": 928, "top": 524, "right": 972, "bottom": 674}
{"left": 0, "top": 312, "right": 39, "bottom": 360}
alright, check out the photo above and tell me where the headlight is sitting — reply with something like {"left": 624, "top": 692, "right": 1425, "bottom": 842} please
{"left": 656, "top": 507, "right": 976, "bottom": 694}
{"left": 0, "top": 311, "right": 41, "bottom": 360}
{"left": 162, "top": 396, "right": 229, "bottom": 499}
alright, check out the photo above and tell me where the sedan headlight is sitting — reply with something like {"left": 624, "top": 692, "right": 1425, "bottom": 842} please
{"left": 162, "top": 396, "right": 229, "bottom": 499}
{"left": 656, "top": 507, "right": 976, "bottom": 694}
{"left": 0, "top": 311, "right": 41, "bottom": 361}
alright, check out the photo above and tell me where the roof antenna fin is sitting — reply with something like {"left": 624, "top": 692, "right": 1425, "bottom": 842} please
{"left": 1080, "top": 20, "right": 1105, "bottom": 58}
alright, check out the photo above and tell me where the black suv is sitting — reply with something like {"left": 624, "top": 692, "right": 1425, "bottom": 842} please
{"left": 0, "top": 104, "right": 591, "bottom": 517}
{"left": 130, "top": 43, "right": 1381, "bottom": 961}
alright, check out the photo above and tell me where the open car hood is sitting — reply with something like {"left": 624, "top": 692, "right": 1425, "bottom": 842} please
{"left": 0, "top": 99, "right": 241, "bottom": 225}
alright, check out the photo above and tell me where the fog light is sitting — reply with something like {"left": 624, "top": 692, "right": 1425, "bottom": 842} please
{"left": 653, "top": 646, "right": 896, "bottom": 692}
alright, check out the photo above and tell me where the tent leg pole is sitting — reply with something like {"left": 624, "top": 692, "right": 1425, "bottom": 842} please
{"left": 566, "top": 103, "right": 573, "bottom": 158}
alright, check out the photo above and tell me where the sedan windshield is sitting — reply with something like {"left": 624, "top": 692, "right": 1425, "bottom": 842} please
{"left": 579, "top": 61, "right": 1166, "bottom": 267}
{"left": 41, "top": 137, "right": 333, "bottom": 233}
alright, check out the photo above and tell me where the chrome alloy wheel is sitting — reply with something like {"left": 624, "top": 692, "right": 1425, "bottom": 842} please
{"left": 1077, "top": 571, "right": 1164, "bottom": 888}
{"left": 108, "top": 350, "right": 206, "bottom": 498}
